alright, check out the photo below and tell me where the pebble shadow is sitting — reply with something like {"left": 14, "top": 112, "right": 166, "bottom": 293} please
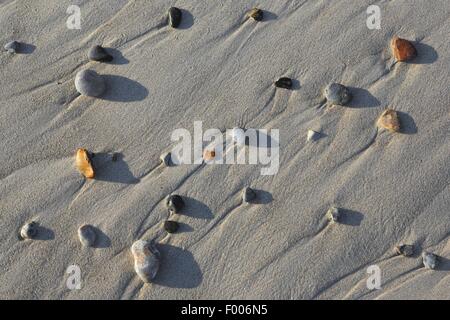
{"left": 101, "top": 75, "right": 149, "bottom": 102}
{"left": 104, "top": 48, "right": 129, "bottom": 65}
{"left": 91, "top": 226, "right": 111, "bottom": 249}
{"left": 181, "top": 197, "right": 214, "bottom": 220}
{"left": 177, "top": 9, "right": 194, "bottom": 30}
{"left": 251, "top": 189, "right": 273, "bottom": 205}
{"left": 410, "top": 42, "right": 438, "bottom": 65}
{"left": 19, "top": 43, "right": 36, "bottom": 54}
{"left": 92, "top": 152, "right": 140, "bottom": 184}
{"left": 339, "top": 209, "right": 364, "bottom": 226}
{"left": 397, "top": 111, "right": 418, "bottom": 135}
{"left": 347, "top": 87, "right": 380, "bottom": 108}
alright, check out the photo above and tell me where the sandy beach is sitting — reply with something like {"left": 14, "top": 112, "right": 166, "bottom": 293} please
{"left": 0, "top": 0, "right": 449, "bottom": 300}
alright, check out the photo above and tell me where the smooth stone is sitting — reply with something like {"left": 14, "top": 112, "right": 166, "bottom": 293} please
{"left": 377, "top": 109, "right": 400, "bottom": 132}
{"left": 307, "top": 130, "right": 320, "bottom": 142}
{"left": 324, "top": 83, "right": 352, "bottom": 105}
{"left": 247, "top": 8, "right": 264, "bottom": 21}
{"left": 166, "top": 194, "right": 185, "bottom": 213}
{"left": 88, "top": 45, "right": 113, "bottom": 62}
{"left": 168, "top": 7, "right": 182, "bottom": 28}
{"left": 275, "top": 77, "right": 293, "bottom": 89}
{"left": 160, "top": 152, "right": 172, "bottom": 166}
{"left": 131, "top": 240, "right": 160, "bottom": 283}
{"left": 74, "top": 69, "right": 106, "bottom": 97}
{"left": 203, "top": 149, "right": 216, "bottom": 161}
{"left": 4, "top": 40, "right": 20, "bottom": 53}
{"left": 394, "top": 244, "right": 414, "bottom": 257}
{"left": 327, "top": 207, "right": 340, "bottom": 223}
{"left": 242, "top": 187, "right": 257, "bottom": 203}
{"left": 391, "top": 36, "right": 417, "bottom": 62}
{"left": 231, "top": 127, "right": 245, "bottom": 145}
{"left": 422, "top": 252, "right": 438, "bottom": 270}
{"left": 20, "top": 222, "right": 38, "bottom": 240}
{"left": 78, "top": 224, "right": 97, "bottom": 247}
{"left": 164, "top": 220, "right": 179, "bottom": 233}
{"left": 75, "top": 148, "right": 95, "bottom": 179}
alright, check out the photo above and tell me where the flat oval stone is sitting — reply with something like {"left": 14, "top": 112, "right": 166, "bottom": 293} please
{"left": 168, "top": 7, "right": 182, "bottom": 28}
{"left": 75, "top": 69, "right": 106, "bottom": 97}
{"left": 275, "top": 77, "right": 293, "bottom": 89}
{"left": 327, "top": 207, "right": 340, "bottom": 223}
{"left": 20, "top": 222, "right": 38, "bottom": 240}
{"left": 377, "top": 109, "right": 400, "bottom": 132}
{"left": 88, "top": 45, "right": 113, "bottom": 62}
{"left": 131, "top": 240, "right": 160, "bottom": 283}
{"left": 4, "top": 40, "right": 20, "bottom": 53}
{"left": 242, "top": 187, "right": 257, "bottom": 203}
{"left": 394, "top": 244, "right": 414, "bottom": 257}
{"left": 324, "top": 83, "right": 352, "bottom": 105}
{"left": 78, "top": 224, "right": 97, "bottom": 247}
{"left": 391, "top": 36, "right": 417, "bottom": 62}
{"left": 422, "top": 252, "right": 438, "bottom": 270}
{"left": 164, "top": 220, "right": 179, "bottom": 233}
{"left": 166, "top": 194, "right": 185, "bottom": 213}
{"left": 247, "top": 8, "right": 264, "bottom": 21}
{"left": 75, "top": 148, "right": 95, "bottom": 179}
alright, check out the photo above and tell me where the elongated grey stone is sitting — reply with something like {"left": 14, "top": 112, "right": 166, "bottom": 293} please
{"left": 131, "top": 240, "right": 160, "bottom": 283}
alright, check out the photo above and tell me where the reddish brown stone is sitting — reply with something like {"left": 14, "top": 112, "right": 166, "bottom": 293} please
{"left": 391, "top": 36, "right": 417, "bottom": 62}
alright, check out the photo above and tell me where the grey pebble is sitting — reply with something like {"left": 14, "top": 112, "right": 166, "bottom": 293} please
{"left": 324, "top": 83, "right": 352, "bottom": 105}
{"left": 75, "top": 69, "right": 106, "bottom": 97}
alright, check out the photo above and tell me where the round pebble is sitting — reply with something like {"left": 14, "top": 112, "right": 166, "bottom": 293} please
{"left": 88, "top": 45, "right": 113, "bottom": 62}
{"left": 20, "top": 222, "right": 38, "bottom": 240}
{"left": 166, "top": 194, "right": 185, "bottom": 213}
{"left": 78, "top": 224, "right": 97, "bottom": 247}
{"left": 164, "top": 220, "right": 179, "bottom": 233}
{"left": 324, "top": 83, "right": 352, "bottom": 105}
{"left": 422, "top": 252, "right": 438, "bottom": 270}
{"left": 242, "top": 187, "right": 257, "bottom": 203}
{"left": 275, "top": 77, "right": 293, "bottom": 89}
{"left": 131, "top": 240, "right": 160, "bottom": 283}
{"left": 168, "top": 7, "right": 182, "bottom": 28}
{"left": 74, "top": 69, "right": 106, "bottom": 97}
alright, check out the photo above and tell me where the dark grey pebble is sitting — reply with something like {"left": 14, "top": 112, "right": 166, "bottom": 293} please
{"left": 4, "top": 40, "right": 20, "bottom": 54}
{"left": 275, "top": 77, "right": 293, "bottom": 89}
{"left": 394, "top": 244, "right": 414, "bottom": 257}
{"left": 242, "top": 187, "right": 257, "bottom": 203}
{"left": 168, "top": 7, "right": 182, "bottom": 28}
{"left": 20, "top": 221, "right": 38, "bottom": 240}
{"left": 88, "top": 45, "right": 113, "bottom": 62}
{"left": 324, "top": 83, "right": 352, "bottom": 105}
{"left": 166, "top": 194, "right": 185, "bottom": 213}
{"left": 164, "top": 220, "right": 179, "bottom": 233}
{"left": 160, "top": 152, "right": 172, "bottom": 166}
{"left": 248, "top": 8, "right": 264, "bottom": 21}
{"left": 78, "top": 224, "right": 97, "bottom": 247}
{"left": 75, "top": 69, "right": 106, "bottom": 97}
{"left": 422, "top": 252, "right": 438, "bottom": 270}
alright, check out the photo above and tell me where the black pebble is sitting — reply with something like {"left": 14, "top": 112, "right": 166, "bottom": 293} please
{"left": 164, "top": 220, "right": 179, "bottom": 233}
{"left": 275, "top": 77, "right": 293, "bottom": 89}
{"left": 88, "top": 45, "right": 113, "bottom": 62}
{"left": 168, "top": 7, "right": 182, "bottom": 28}
{"left": 166, "top": 194, "right": 185, "bottom": 213}
{"left": 243, "top": 187, "right": 257, "bottom": 203}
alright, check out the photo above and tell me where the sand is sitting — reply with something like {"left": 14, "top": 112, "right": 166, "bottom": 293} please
{"left": 0, "top": 0, "right": 449, "bottom": 300}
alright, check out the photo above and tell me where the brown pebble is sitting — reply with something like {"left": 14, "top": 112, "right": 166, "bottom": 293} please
{"left": 75, "top": 148, "right": 95, "bottom": 179}
{"left": 391, "top": 36, "right": 417, "bottom": 62}
{"left": 377, "top": 109, "right": 400, "bottom": 132}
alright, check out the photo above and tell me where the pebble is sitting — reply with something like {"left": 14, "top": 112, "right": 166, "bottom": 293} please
{"left": 166, "top": 194, "right": 185, "bottom": 213}
{"left": 394, "top": 244, "right": 414, "bottom": 257}
{"left": 168, "top": 7, "right": 182, "bottom": 28}
{"left": 20, "top": 222, "right": 38, "bottom": 240}
{"left": 4, "top": 40, "right": 19, "bottom": 54}
{"left": 377, "top": 109, "right": 400, "bottom": 132}
{"left": 307, "top": 130, "right": 320, "bottom": 142}
{"left": 242, "top": 187, "right": 257, "bottom": 203}
{"left": 203, "top": 149, "right": 216, "bottom": 161}
{"left": 164, "top": 220, "right": 179, "bottom": 233}
{"left": 324, "top": 83, "right": 352, "bottom": 105}
{"left": 275, "top": 77, "right": 293, "bottom": 89}
{"left": 78, "top": 224, "right": 97, "bottom": 247}
{"left": 131, "top": 240, "right": 160, "bottom": 283}
{"left": 391, "top": 36, "right": 417, "bottom": 62}
{"left": 75, "top": 148, "right": 95, "bottom": 179}
{"left": 160, "top": 152, "right": 172, "bottom": 166}
{"left": 88, "top": 45, "right": 113, "bottom": 62}
{"left": 74, "top": 69, "right": 106, "bottom": 97}
{"left": 247, "top": 8, "right": 264, "bottom": 21}
{"left": 422, "top": 252, "right": 438, "bottom": 270}
{"left": 326, "top": 207, "right": 340, "bottom": 223}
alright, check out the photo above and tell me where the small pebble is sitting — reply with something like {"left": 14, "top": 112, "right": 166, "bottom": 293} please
{"left": 164, "top": 220, "right": 179, "bottom": 233}
{"left": 88, "top": 45, "right": 113, "bottom": 62}
{"left": 160, "top": 152, "right": 172, "bottom": 166}
{"left": 203, "top": 149, "right": 216, "bottom": 161}
{"left": 377, "top": 109, "right": 400, "bottom": 132}
{"left": 391, "top": 36, "right": 417, "bottom": 62}
{"left": 324, "top": 83, "right": 352, "bottom": 105}
{"left": 247, "top": 8, "right": 264, "bottom": 21}
{"left": 275, "top": 77, "right": 293, "bottom": 89}
{"left": 4, "top": 40, "right": 20, "bottom": 54}
{"left": 422, "top": 252, "right": 438, "bottom": 270}
{"left": 307, "top": 130, "right": 320, "bottom": 142}
{"left": 166, "top": 194, "right": 185, "bottom": 213}
{"left": 20, "top": 222, "right": 38, "bottom": 240}
{"left": 168, "top": 7, "right": 182, "bottom": 28}
{"left": 394, "top": 244, "right": 414, "bottom": 257}
{"left": 75, "top": 148, "right": 95, "bottom": 179}
{"left": 131, "top": 240, "right": 160, "bottom": 283}
{"left": 327, "top": 207, "right": 340, "bottom": 223}
{"left": 78, "top": 224, "right": 97, "bottom": 247}
{"left": 242, "top": 187, "right": 257, "bottom": 203}
{"left": 74, "top": 69, "right": 106, "bottom": 97}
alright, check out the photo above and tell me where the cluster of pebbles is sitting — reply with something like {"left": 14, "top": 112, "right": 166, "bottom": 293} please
{"left": 9, "top": 6, "right": 444, "bottom": 286}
